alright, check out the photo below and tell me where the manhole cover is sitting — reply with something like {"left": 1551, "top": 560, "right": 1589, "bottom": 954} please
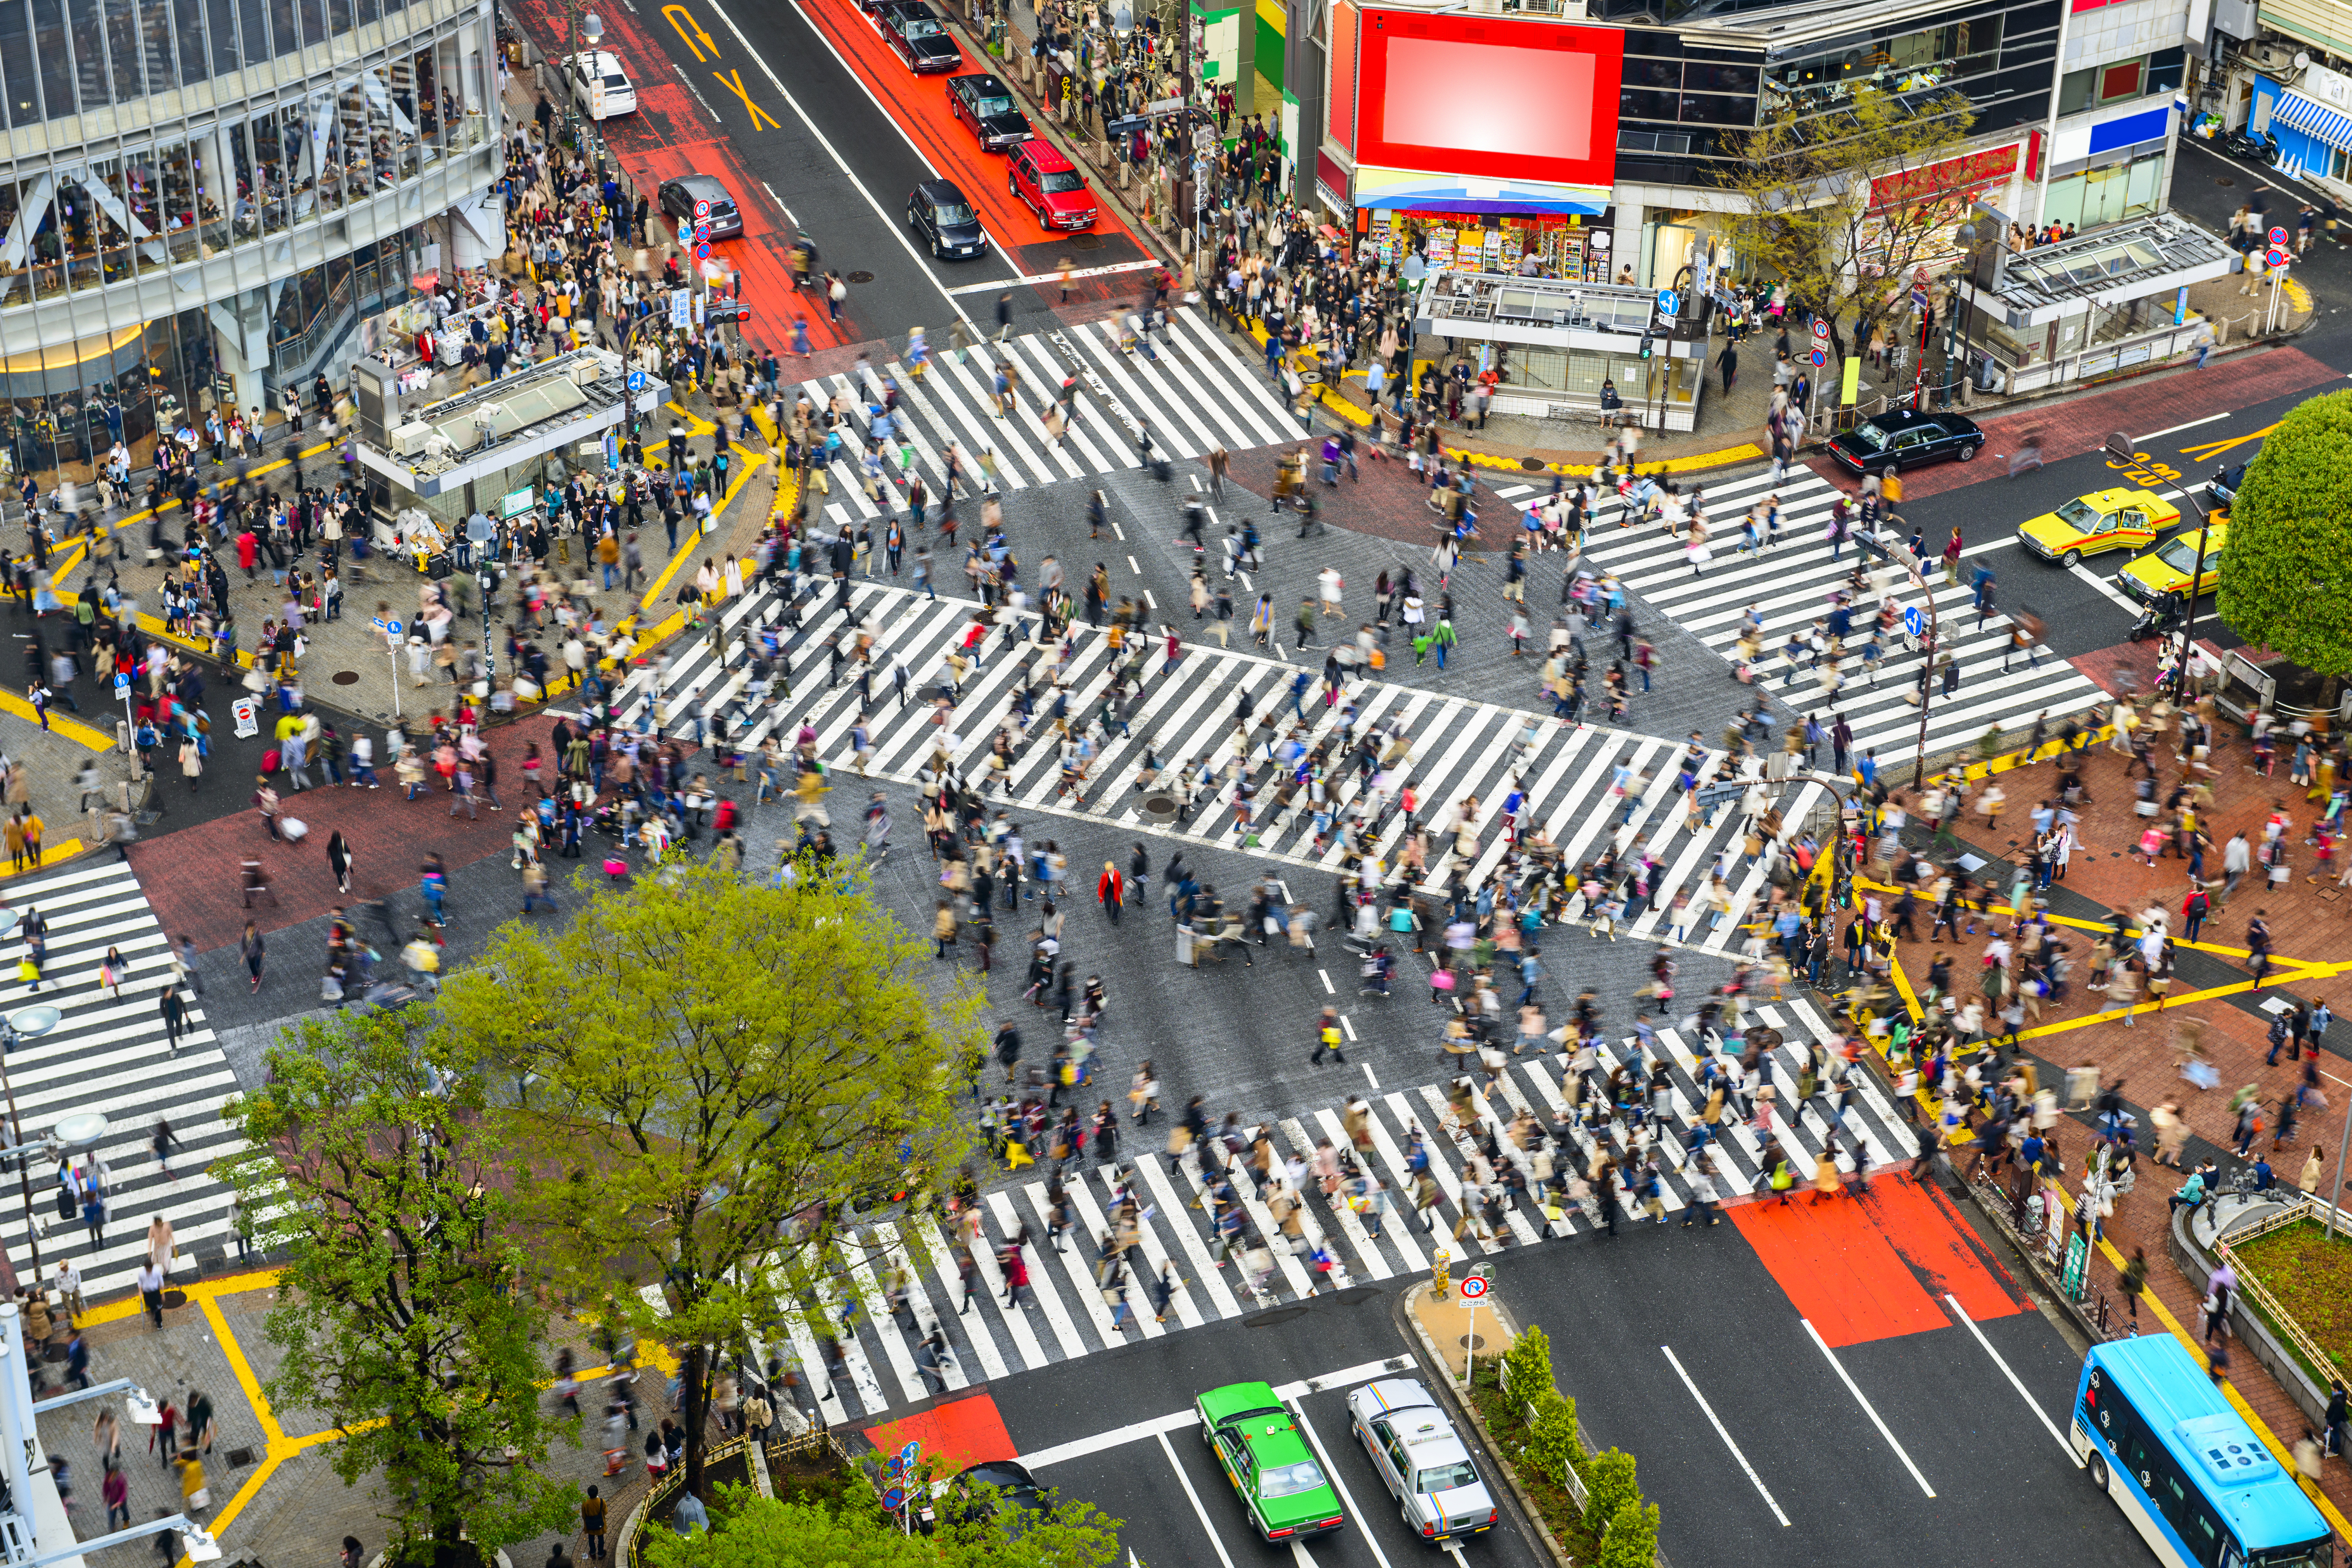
{"left": 1521, "top": 457, "right": 1548, "bottom": 472}
{"left": 1457, "top": 1334, "right": 1488, "bottom": 1352}
{"left": 331, "top": 670, "right": 360, "bottom": 685}
{"left": 225, "top": 1446, "right": 257, "bottom": 1468}
{"left": 1301, "top": 371, "right": 1322, "bottom": 385}
{"left": 1071, "top": 232, "right": 1104, "bottom": 251}
{"left": 846, "top": 270, "right": 875, "bottom": 284}
{"left": 161, "top": 1289, "right": 187, "bottom": 1309}
{"left": 1141, "top": 793, "right": 1178, "bottom": 818}
{"left": 2216, "top": 176, "right": 2236, "bottom": 186}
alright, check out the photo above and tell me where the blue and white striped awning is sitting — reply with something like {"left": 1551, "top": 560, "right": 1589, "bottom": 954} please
{"left": 2272, "top": 90, "right": 2352, "bottom": 152}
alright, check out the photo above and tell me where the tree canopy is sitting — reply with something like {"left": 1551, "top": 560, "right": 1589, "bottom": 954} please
{"left": 441, "top": 861, "right": 984, "bottom": 1493}
{"left": 1721, "top": 86, "right": 1980, "bottom": 368}
{"left": 217, "top": 1012, "right": 578, "bottom": 1561}
{"left": 2214, "top": 388, "right": 2352, "bottom": 678}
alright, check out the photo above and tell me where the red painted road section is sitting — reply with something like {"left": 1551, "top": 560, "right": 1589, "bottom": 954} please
{"left": 862, "top": 1390, "right": 1020, "bottom": 1472}
{"left": 1807, "top": 345, "right": 2341, "bottom": 499}
{"left": 509, "top": 0, "right": 857, "bottom": 354}
{"left": 795, "top": 0, "right": 1150, "bottom": 278}
{"left": 1730, "top": 1178, "right": 2026, "bottom": 1347}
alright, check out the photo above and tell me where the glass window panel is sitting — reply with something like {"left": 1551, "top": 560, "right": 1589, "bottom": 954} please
{"left": 297, "top": 0, "right": 322, "bottom": 48}
{"left": 32, "top": 0, "right": 72, "bottom": 118}
{"left": 1622, "top": 87, "right": 1677, "bottom": 121}
{"left": 151, "top": 137, "right": 204, "bottom": 263}
{"left": 2125, "top": 151, "right": 2163, "bottom": 215}
{"left": 232, "top": 0, "right": 263, "bottom": 66}
{"left": 92, "top": 153, "right": 138, "bottom": 281}
{"left": 104, "top": 0, "right": 144, "bottom": 102}
{"left": 2059, "top": 67, "right": 2096, "bottom": 114}
{"left": 58, "top": 173, "right": 102, "bottom": 291}
{"left": 1679, "top": 92, "right": 1755, "bottom": 126}
{"left": 2147, "top": 47, "right": 2185, "bottom": 95}
{"left": 266, "top": 0, "right": 294, "bottom": 56}
{"left": 349, "top": 0, "right": 374, "bottom": 24}
{"left": 205, "top": 0, "right": 236, "bottom": 76}
{"left": 67, "top": 0, "right": 105, "bottom": 112}
{"left": 0, "top": 179, "right": 26, "bottom": 306}
{"left": 0, "top": 0, "right": 36, "bottom": 127}
{"left": 324, "top": 0, "right": 348, "bottom": 34}
{"left": 172, "top": 0, "right": 206, "bottom": 85}
{"left": 138, "top": 0, "right": 177, "bottom": 96}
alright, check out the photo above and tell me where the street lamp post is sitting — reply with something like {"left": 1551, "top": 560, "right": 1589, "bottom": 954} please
{"left": 2104, "top": 430, "right": 2211, "bottom": 699}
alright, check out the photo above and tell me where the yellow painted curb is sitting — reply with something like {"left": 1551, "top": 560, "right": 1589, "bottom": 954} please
{"left": 0, "top": 688, "right": 115, "bottom": 750}
{"left": 638, "top": 450, "right": 768, "bottom": 613}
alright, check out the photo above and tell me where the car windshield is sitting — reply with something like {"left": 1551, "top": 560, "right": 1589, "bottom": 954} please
{"left": 935, "top": 202, "right": 975, "bottom": 223}
{"left": 1040, "top": 171, "right": 1083, "bottom": 193}
{"left": 2054, "top": 497, "right": 2102, "bottom": 528}
{"left": 1259, "top": 1460, "right": 1328, "bottom": 1499}
{"left": 1845, "top": 423, "right": 1889, "bottom": 452}
{"left": 902, "top": 16, "right": 943, "bottom": 34}
{"left": 2156, "top": 539, "right": 2202, "bottom": 572}
{"left": 976, "top": 93, "right": 1015, "bottom": 115}
{"left": 1417, "top": 1461, "right": 1480, "bottom": 1494}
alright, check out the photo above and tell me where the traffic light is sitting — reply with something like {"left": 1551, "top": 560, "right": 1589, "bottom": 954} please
{"left": 1639, "top": 332, "right": 1655, "bottom": 360}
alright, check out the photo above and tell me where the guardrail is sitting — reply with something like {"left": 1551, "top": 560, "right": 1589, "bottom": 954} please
{"left": 2217, "top": 1196, "right": 2344, "bottom": 1391}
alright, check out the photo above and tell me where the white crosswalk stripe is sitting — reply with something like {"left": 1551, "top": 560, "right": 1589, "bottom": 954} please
{"left": 607, "top": 577, "right": 1810, "bottom": 961}
{"left": 1539, "top": 467, "right": 2108, "bottom": 761}
{"left": 0, "top": 860, "right": 247, "bottom": 1299}
{"left": 777, "top": 993, "right": 1920, "bottom": 1419}
{"left": 793, "top": 310, "right": 1299, "bottom": 513}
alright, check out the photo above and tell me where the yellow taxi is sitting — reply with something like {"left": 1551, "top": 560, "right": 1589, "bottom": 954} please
{"left": 2118, "top": 521, "right": 2228, "bottom": 605}
{"left": 2016, "top": 487, "right": 2181, "bottom": 568}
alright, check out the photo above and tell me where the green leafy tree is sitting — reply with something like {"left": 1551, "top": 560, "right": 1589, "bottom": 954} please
{"left": 216, "top": 1012, "right": 577, "bottom": 1563}
{"left": 1524, "top": 1392, "right": 1585, "bottom": 1492}
{"left": 2214, "top": 388, "right": 2352, "bottom": 684}
{"left": 443, "top": 862, "right": 982, "bottom": 1498}
{"left": 1721, "top": 85, "right": 1979, "bottom": 376}
{"left": 1581, "top": 1448, "right": 1639, "bottom": 1539}
{"left": 641, "top": 1484, "right": 1123, "bottom": 1568}
{"left": 1597, "top": 1499, "right": 1662, "bottom": 1568}
{"left": 1501, "top": 1323, "right": 1555, "bottom": 1401}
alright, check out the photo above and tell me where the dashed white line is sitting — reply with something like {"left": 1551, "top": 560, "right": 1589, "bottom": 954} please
{"left": 1156, "top": 1430, "right": 1238, "bottom": 1568}
{"left": 1363, "top": 1062, "right": 1380, "bottom": 1086}
{"left": 1112, "top": 520, "right": 1126, "bottom": 540}
{"left": 1662, "top": 1344, "right": 1791, "bottom": 1525}
{"left": 1942, "top": 1294, "right": 2082, "bottom": 1466}
{"left": 1319, "top": 968, "right": 1335, "bottom": 994}
{"left": 2138, "top": 413, "right": 2229, "bottom": 442}
{"left": 1803, "top": 1319, "right": 1936, "bottom": 1497}
{"left": 1128, "top": 554, "right": 1143, "bottom": 574}
{"left": 1339, "top": 1015, "right": 1357, "bottom": 1041}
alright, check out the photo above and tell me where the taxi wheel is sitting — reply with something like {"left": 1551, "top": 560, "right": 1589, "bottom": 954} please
{"left": 2062, "top": 549, "right": 2082, "bottom": 568}
{"left": 1958, "top": 442, "right": 1980, "bottom": 461}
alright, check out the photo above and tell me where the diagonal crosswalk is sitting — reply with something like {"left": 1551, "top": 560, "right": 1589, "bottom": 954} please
{"left": 792, "top": 308, "right": 1299, "bottom": 506}
{"left": 607, "top": 576, "right": 1824, "bottom": 957}
{"left": 767, "top": 996, "right": 1916, "bottom": 1423}
{"left": 1492, "top": 468, "right": 2109, "bottom": 764}
{"left": 0, "top": 860, "right": 245, "bottom": 1298}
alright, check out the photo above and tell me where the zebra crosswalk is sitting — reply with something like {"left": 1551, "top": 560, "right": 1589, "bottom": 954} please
{"left": 1494, "top": 467, "right": 2109, "bottom": 764}
{"left": 791, "top": 308, "right": 1302, "bottom": 508}
{"left": 0, "top": 860, "right": 241, "bottom": 1298}
{"left": 760, "top": 996, "right": 1916, "bottom": 1422}
{"left": 611, "top": 576, "right": 1826, "bottom": 958}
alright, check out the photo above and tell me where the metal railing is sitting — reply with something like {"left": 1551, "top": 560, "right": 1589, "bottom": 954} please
{"left": 2217, "top": 1195, "right": 2344, "bottom": 1388}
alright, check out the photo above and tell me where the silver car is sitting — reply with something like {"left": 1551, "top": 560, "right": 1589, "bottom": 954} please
{"left": 1345, "top": 1377, "right": 1499, "bottom": 1544}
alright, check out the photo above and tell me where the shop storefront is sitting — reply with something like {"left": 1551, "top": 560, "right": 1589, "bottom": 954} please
{"left": 1416, "top": 270, "right": 1709, "bottom": 430}
{"left": 2250, "top": 65, "right": 2352, "bottom": 192}
{"left": 1364, "top": 206, "right": 1615, "bottom": 281}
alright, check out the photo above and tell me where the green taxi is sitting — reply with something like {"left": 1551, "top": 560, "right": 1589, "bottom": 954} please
{"left": 1196, "top": 1381, "right": 1346, "bottom": 1541}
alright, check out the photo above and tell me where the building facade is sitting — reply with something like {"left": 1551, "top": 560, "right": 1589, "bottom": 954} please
{"left": 0, "top": 0, "right": 501, "bottom": 487}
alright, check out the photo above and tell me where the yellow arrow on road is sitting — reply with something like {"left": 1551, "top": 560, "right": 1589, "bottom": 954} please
{"left": 2178, "top": 421, "right": 2276, "bottom": 465}
{"left": 665, "top": 2, "right": 717, "bottom": 60}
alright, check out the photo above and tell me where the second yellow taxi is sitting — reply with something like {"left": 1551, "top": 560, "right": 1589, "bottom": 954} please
{"left": 2118, "top": 521, "right": 2229, "bottom": 604}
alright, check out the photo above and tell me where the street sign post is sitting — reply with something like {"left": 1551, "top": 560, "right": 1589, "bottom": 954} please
{"left": 372, "top": 616, "right": 405, "bottom": 718}
{"left": 1457, "top": 1270, "right": 1489, "bottom": 1391}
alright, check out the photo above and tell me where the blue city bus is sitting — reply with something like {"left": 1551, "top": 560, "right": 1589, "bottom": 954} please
{"left": 2073, "top": 1337, "right": 2334, "bottom": 1568}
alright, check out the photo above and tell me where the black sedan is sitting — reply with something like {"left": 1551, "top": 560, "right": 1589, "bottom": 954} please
{"left": 881, "top": 2, "right": 961, "bottom": 72}
{"left": 908, "top": 180, "right": 987, "bottom": 259}
{"left": 1822, "top": 407, "right": 1984, "bottom": 475}
{"left": 2205, "top": 461, "right": 2247, "bottom": 511}
{"left": 947, "top": 71, "right": 1031, "bottom": 150}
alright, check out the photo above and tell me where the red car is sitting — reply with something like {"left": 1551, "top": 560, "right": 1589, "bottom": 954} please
{"left": 1007, "top": 140, "right": 1096, "bottom": 230}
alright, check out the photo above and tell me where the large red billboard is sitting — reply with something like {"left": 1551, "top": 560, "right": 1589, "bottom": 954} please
{"left": 1355, "top": 11, "right": 1622, "bottom": 189}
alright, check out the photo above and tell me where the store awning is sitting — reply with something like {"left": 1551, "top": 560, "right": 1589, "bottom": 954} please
{"left": 2273, "top": 91, "right": 2352, "bottom": 152}
{"left": 1354, "top": 164, "right": 1609, "bottom": 217}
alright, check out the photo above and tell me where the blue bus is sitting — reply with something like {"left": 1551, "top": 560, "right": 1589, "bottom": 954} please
{"left": 2073, "top": 1337, "right": 2334, "bottom": 1568}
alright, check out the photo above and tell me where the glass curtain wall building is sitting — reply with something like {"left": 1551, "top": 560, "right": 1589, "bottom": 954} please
{"left": 0, "top": 0, "right": 501, "bottom": 486}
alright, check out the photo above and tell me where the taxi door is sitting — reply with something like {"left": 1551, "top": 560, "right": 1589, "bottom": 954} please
{"left": 2115, "top": 507, "right": 2155, "bottom": 550}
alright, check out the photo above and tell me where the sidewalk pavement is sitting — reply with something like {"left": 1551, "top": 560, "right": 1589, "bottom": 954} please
{"left": 33, "top": 1272, "right": 675, "bottom": 1568}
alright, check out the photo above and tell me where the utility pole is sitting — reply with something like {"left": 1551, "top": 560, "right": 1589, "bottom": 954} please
{"left": 2105, "top": 429, "right": 2211, "bottom": 701}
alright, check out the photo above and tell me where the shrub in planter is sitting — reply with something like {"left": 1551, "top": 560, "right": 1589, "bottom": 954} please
{"left": 1581, "top": 1450, "right": 1637, "bottom": 1539}
{"left": 1597, "top": 1499, "right": 1661, "bottom": 1568}
{"left": 1524, "top": 1392, "right": 1584, "bottom": 1492}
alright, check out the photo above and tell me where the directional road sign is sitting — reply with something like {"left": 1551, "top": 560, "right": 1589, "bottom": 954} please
{"left": 1809, "top": 347, "right": 1827, "bottom": 368}
{"left": 1653, "top": 289, "right": 1679, "bottom": 318}
{"left": 1459, "top": 1272, "right": 1489, "bottom": 1300}
{"left": 113, "top": 673, "right": 129, "bottom": 695}
{"left": 1904, "top": 604, "right": 1924, "bottom": 637}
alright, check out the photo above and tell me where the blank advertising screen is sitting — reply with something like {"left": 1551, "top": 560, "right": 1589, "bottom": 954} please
{"left": 1357, "top": 11, "right": 1622, "bottom": 189}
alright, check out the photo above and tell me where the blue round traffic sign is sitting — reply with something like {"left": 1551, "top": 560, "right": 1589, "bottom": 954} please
{"left": 899, "top": 1440, "right": 921, "bottom": 1463}
{"left": 695, "top": 242, "right": 711, "bottom": 261}
{"left": 1653, "top": 289, "right": 1679, "bottom": 318}
{"left": 627, "top": 370, "right": 647, "bottom": 393}
{"left": 1904, "top": 604, "right": 1924, "bottom": 637}
{"left": 113, "top": 673, "right": 129, "bottom": 694}
{"left": 2269, "top": 225, "right": 2289, "bottom": 247}
{"left": 883, "top": 1486, "right": 906, "bottom": 1511}
{"left": 2265, "top": 246, "right": 2289, "bottom": 269}
{"left": 386, "top": 618, "right": 404, "bottom": 636}
{"left": 1809, "top": 347, "right": 1827, "bottom": 368}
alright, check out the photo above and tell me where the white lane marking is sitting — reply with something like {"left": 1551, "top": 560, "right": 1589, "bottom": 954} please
{"left": 1025, "top": 1407, "right": 1199, "bottom": 1468}
{"left": 1365, "top": 1063, "right": 1380, "bottom": 1086}
{"left": 2138, "top": 413, "right": 2229, "bottom": 442}
{"left": 2068, "top": 561, "right": 2143, "bottom": 614}
{"left": 1290, "top": 1544, "right": 1317, "bottom": 1568}
{"left": 1802, "top": 1319, "right": 1936, "bottom": 1497}
{"left": 1288, "top": 1406, "right": 1392, "bottom": 1568}
{"left": 1158, "top": 1429, "right": 1241, "bottom": 1568}
{"left": 1661, "top": 1345, "right": 1791, "bottom": 1525}
{"left": 1942, "top": 1293, "right": 2083, "bottom": 1466}
{"left": 1129, "top": 554, "right": 1143, "bottom": 573}
{"left": 946, "top": 260, "right": 1164, "bottom": 294}
{"left": 1319, "top": 968, "right": 1335, "bottom": 994}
